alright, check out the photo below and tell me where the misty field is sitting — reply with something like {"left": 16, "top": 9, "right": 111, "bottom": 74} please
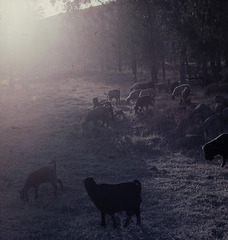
{"left": 0, "top": 71, "right": 228, "bottom": 240}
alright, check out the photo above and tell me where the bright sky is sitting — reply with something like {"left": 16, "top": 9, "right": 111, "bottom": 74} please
{"left": 39, "top": 0, "right": 63, "bottom": 17}
{"left": 0, "top": 0, "right": 108, "bottom": 70}
{"left": 40, "top": 0, "right": 106, "bottom": 18}
{"left": 0, "top": 0, "right": 107, "bottom": 20}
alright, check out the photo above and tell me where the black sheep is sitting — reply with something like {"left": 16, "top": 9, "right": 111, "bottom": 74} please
{"left": 202, "top": 133, "right": 228, "bottom": 167}
{"left": 84, "top": 178, "right": 142, "bottom": 228}
{"left": 20, "top": 161, "right": 64, "bottom": 201}
{"left": 134, "top": 95, "right": 155, "bottom": 113}
{"left": 92, "top": 98, "right": 115, "bottom": 121}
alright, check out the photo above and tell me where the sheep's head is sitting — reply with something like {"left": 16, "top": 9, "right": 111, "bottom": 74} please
{"left": 93, "top": 98, "right": 99, "bottom": 107}
{"left": 84, "top": 177, "right": 96, "bottom": 189}
{"left": 84, "top": 177, "right": 97, "bottom": 202}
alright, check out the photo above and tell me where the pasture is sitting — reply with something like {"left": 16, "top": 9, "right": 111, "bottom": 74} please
{"left": 0, "top": 71, "right": 228, "bottom": 240}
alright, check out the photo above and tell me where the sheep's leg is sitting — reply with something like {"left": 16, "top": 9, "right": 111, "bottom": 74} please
{"left": 221, "top": 157, "right": 227, "bottom": 167}
{"left": 34, "top": 186, "right": 39, "bottom": 199}
{"left": 94, "top": 121, "right": 98, "bottom": 127}
{"left": 111, "top": 214, "right": 118, "bottom": 228}
{"left": 134, "top": 106, "right": 138, "bottom": 113}
{"left": 57, "top": 178, "right": 64, "bottom": 192}
{"left": 101, "top": 212, "right": 106, "bottom": 226}
{"left": 136, "top": 209, "right": 141, "bottom": 225}
{"left": 51, "top": 181, "right": 58, "bottom": 196}
{"left": 123, "top": 215, "right": 131, "bottom": 228}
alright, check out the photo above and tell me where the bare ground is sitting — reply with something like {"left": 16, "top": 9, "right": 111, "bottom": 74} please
{"left": 0, "top": 71, "right": 228, "bottom": 240}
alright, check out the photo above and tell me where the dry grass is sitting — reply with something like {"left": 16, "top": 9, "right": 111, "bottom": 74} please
{"left": 0, "top": 70, "right": 227, "bottom": 240}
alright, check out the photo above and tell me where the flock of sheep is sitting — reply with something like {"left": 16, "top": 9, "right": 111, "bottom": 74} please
{"left": 18, "top": 75, "right": 228, "bottom": 228}
{"left": 81, "top": 79, "right": 193, "bottom": 130}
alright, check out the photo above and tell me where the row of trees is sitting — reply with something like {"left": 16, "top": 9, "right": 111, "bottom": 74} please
{"left": 47, "top": 0, "right": 228, "bottom": 85}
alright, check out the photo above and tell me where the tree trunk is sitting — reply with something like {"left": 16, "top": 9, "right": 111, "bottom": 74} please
{"left": 131, "top": 56, "right": 137, "bottom": 82}
{"left": 149, "top": 30, "right": 158, "bottom": 86}
{"left": 210, "top": 51, "right": 217, "bottom": 82}
{"left": 179, "top": 57, "right": 186, "bottom": 84}
{"left": 202, "top": 52, "right": 208, "bottom": 86}
{"left": 130, "top": 34, "right": 137, "bottom": 82}
{"left": 118, "top": 41, "right": 122, "bottom": 73}
{"left": 185, "top": 55, "right": 190, "bottom": 78}
{"left": 216, "top": 50, "right": 222, "bottom": 75}
{"left": 162, "top": 60, "right": 165, "bottom": 82}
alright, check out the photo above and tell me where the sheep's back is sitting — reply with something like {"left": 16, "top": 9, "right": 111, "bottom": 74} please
{"left": 139, "top": 88, "right": 156, "bottom": 97}
{"left": 90, "top": 182, "right": 141, "bottom": 214}
{"left": 26, "top": 167, "right": 56, "bottom": 187}
{"left": 127, "top": 89, "right": 141, "bottom": 101}
{"left": 172, "top": 84, "right": 190, "bottom": 96}
{"left": 85, "top": 107, "right": 109, "bottom": 123}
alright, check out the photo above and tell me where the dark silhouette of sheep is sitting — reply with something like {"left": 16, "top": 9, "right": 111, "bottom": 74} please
{"left": 84, "top": 177, "right": 142, "bottom": 228}
{"left": 202, "top": 133, "right": 228, "bottom": 167}
{"left": 180, "top": 87, "right": 191, "bottom": 104}
{"left": 126, "top": 89, "right": 142, "bottom": 104}
{"left": 204, "top": 83, "right": 219, "bottom": 96}
{"left": 92, "top": 98, "right": 115, "bottom": 120}
{"left": 107, "top": 89, "right": 120, "bottom": 103}
{"left": 82, "top": 106, "right": 112, "bottom": 129}
{"left": 134, "top": 95, "right": 155, "bottom": 113}
{"left": 172, "top": 84, "right": 191, "bottom": 100}
{"left": 20, "top": 161, "right": 64, "bottom": 201}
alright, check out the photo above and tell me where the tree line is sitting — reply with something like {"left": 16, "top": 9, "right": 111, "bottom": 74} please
{"left": 6, "top": 0, "right": 224, "bottom": 85}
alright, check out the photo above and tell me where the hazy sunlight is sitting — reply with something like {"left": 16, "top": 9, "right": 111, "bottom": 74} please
{"left": 0, "top": 0, "right": 52, "bottom": 76}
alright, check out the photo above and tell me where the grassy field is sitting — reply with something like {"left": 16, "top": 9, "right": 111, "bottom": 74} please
{"left": 0, "top": 71, "right": 228, "bottom": 240}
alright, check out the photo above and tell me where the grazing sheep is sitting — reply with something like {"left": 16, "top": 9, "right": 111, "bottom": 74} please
{"left": 172, "top": 84, "right": 191, "bottom": 100}
{"left": 214, "top": 95, "right": 228, "bottom": 113}
{"left": 204, "top": 83, "right": 219, "bottom": 96}
{"left": 92, "top": 98, "right": 115, "bottom": 120}
{"left": 189, "top": 103, "right": 214, "bottom": 122}
{"left": 20, "top": 161, "right": 64, "bottom": 201}
{"left": 202, "top": 133, "right": 228, "bottom": 167}
{"left": 215, "top": 95, "right": 228, "bottom": 106}
{"left": 108, "top": 89, "right": 120, "bottom": 103}
{"left": 218, "top": 83, "right": 228, "bottom": 94}
{"left": 215, "top": 95, "right": 228, "bottom": 104}
{"left": 82, "top": 106, "right": 111, "bottom": 129}
{"left": 130, "top": 81, "right": 154, "bottom": 91}
{"left": 93, "top": 97, "right": 108, "bottom": 108}
{"left": 170, "top": 81, "right": 179, "bottom": 93}
{"left": 155, "top": 80, "right": 170, "bottom": 93}
{"left": 126, "top": 89, "right": 142, "bottom": 104}
{"left": 222, "top": 107, "right": 228, "bottom": 120}
{"left": 186, "top": 78, "right": 204, "bottom": 87}
{"left": 180, "top": 87, "right": 191, "bottom": 104}
{"left": 84, "top": 177, "right": 142, "bottom": 228}
{"left": 134, "top": 94, "right": 155, "bottom": 113}
{"left": 139, "top": 88, "right": 156, "bottom": 98}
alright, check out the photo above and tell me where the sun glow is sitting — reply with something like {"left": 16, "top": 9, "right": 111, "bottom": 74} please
{"left": 0, "top": 1, "right": 30, "bottom": 34}
{"left": 0, "top": 1, "right": 41, "bottom": 73}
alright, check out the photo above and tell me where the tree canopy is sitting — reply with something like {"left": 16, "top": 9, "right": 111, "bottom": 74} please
{"left": 50, "top": 0, "right": 227, "bottom": 83}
